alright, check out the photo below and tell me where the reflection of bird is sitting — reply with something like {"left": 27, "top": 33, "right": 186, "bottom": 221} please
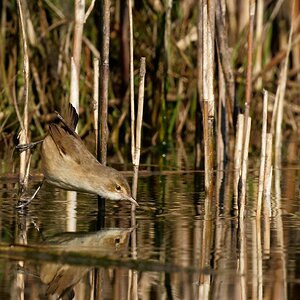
{"left": 40, "top": 228, "right": 132, "bottom": 299}
{"left": 41, "top": 103, "right": 138, "bottom": 206}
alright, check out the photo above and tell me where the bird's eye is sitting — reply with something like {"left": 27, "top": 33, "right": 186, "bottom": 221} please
{"left": 115, "top": 185, "right": 121, "bottom": 191}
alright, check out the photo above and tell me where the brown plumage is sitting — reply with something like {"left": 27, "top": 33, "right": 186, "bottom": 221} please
{"left": 41, "top": 104, "right": 138, "bottom": 206}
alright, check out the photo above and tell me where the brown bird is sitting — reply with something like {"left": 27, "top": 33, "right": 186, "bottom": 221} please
{"left": 40, "top": 103, "right": 138, "bottom": 206}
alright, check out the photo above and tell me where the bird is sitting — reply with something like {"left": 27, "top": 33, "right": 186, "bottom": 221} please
{"left": 16, "top": 103, "right": 138, "bottom": 208}
{"left": 41, "top": 103, "right": 138, "bottom": 206}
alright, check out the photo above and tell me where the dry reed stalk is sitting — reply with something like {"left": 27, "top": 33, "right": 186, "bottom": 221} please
{"left": 233, "top": 114, "right": 244, "bottom": 201}
{"left": 257, "top": 90, "right": 268, "bottom": 219}
{"left": 239, "top": 117, "right": 251, "bottom": 218}
{"left": 254, "top": 0, "right": 264, "bottom": 89}
{"left": 263, "top": 133, "right": 273, "bottom": 217}
{"left": 226, "top": 0, "right": 237, "bottom": 41}
{"left": 201, "top": 0, "right": 215, "bottom": 200}
{"left": 203, "top": 101, "right": 214, "bottom": 200}
{"left": 128, "top": 61, "right": 146, "bottom": 299}
{"left": 73, "top": 0, "right": 85, "bottom": 78}
{"left": 126, "top": 6, "right": 145, "bottom": 299}
{"left": 68, "top": 57, "right": 79, "bottom": 231}
{"left": 70, "top": 57, "right": 79, "bottom": 114}
{"left": 238, "top": 0, "right": 250, "bottom": 33}
{"left": 99, "top": 0, "right": 110, "bottom": 166}
{"left": 133, "top": 57, "right": 146, "bottom": 167}
{"left": 244, "top": 0, "right": 255, "bottom": 136}
{"left": 16, "top": 0, "right": 30, "bottom": 194}
{"left": 84, "top": 0, "right": 95, "bottom": 22}
{"left": 216, "top": 52, "right": 225, "bottom": 170}
{"left": 93, "top": 57, "right": 99, "bottom": 155}
{"left": 128, "top": 0, "right": 135, "bottom": 163}
{"left": 275, "top": 0, "right": 294, "bottom": 167}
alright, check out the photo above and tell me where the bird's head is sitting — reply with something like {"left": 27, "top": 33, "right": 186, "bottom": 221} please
{"left": 98, "top": 169, "right": 138, "bottom": 206}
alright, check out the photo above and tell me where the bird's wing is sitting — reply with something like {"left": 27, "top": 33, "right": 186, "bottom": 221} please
{"left": 48, "top": 124, "right": 85, "bottom": 164}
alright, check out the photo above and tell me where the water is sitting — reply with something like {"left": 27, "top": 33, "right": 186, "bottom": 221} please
{"left": 1, "top": 166, "right": 300, "bottom": 299}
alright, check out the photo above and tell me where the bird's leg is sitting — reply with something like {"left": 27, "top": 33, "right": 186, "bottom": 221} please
{"left": 16, "top": 140, "right": 44, "bottom": 152}
{"left": 16, "top": 178, "right": 45, "bottom": 209}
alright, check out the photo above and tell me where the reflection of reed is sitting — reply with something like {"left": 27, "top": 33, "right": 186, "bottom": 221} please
{"left": 14, "top": 214, "right": 29, "bottom": 300}
{"left": 128, "top": 166, "right": 139, "bottom": 300}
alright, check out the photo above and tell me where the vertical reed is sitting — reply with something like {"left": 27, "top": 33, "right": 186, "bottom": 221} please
{"left": 254, "top": 0, "right": 264, "bottom": 89}
{"left": 244, "top": 0, "right": 255, "bottom": 135}
{"left": 127, "top": 2, "right": 145, "bottom": 299}
{"left": 201, "top": 0, "right": 215, "bottom": 201}
{"left": 128, "top": 58, "right": 146, "bottom": 300}
{"left": 239, "top": 117, "right": 251, "bottom": 218}
{"left": 93, "top": 57, "right": 99, "bottom": 155}
{"left": 15, "top": 4, "right": 30, "bottom": 296}
{"left": 128, "top": 0, "right": 135, "bottom": 163}
{"left": 216, "top": 51, "right": 225, "bottom": 170}
{"left": 233, "top": 114, "right": 244, "bottom": 201}
{"left": 134, "top": 57, "right": 146, "bottom": 167}
{"left": 73, "top": 0, "right": 85, "bottom": 79}
{"left": 16, "top": 0, "right": 30, "bottom": 195}
{"left": 263, "top": 133, "right": 273, "bottom": 217}
{"left": 98, "top": 0, "right": 110, "bottom": 166}
{"left": 70, "top": 57, "right": 79, "bottom": 114}
{"left": 257, "top": 90, "right": 268, "bottom": 219}
{"left": 198, "top": 2, "right": 215, "bottom": 297}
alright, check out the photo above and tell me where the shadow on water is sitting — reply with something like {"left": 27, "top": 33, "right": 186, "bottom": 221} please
{"left": 1, "top": 164, "right": 300, "bottom": 299}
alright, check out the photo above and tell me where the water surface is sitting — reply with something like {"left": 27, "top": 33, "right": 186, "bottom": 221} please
{"left": 0, "top": 165, "right": 300, "bottom": 299}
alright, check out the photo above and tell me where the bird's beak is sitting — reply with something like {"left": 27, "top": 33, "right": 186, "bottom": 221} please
{"left": 125, "top": 196, "right": 139, "bottom": 207}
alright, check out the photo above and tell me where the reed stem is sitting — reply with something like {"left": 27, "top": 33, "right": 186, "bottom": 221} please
{"left": 257, "top": 90, "right": 268, "bottom": 219}
{"left": 239, "top": 117, "right": 251, "bottom": 218}
{"left": 128, "top": 0, "right": 135, "bottom": 163}
{"left": 93, "top": 57, "right": 99, "bottom": 155}
{"left": 70, "top": 57, "right": 79, "bottom": 115}
{"left": 73, "top": 0, "right": 85, "bottom": 79}
{"left": 201, "top": 0, "right": 215, "bottom": 200}
{"left": 99, "top": 0, "right": 110, "bottom": 166}
{"left": 134, "top": 57, "right": 146, "bottom": 166}
{"left": 234, "top": 114, "right": 244, "bottom": 201}
{"left": 16, "top": 0, "right": 30, "bottom": 193}
{"left": 263, "top": 133, "right": 273, "bottom": 217}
